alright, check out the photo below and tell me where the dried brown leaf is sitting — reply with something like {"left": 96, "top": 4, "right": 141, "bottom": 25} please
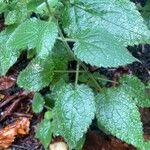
{"left": 0, "top": 117, "right": 30, "bottom": 149}
{"left": 0, "top": 76, "right": 16, "bottom": 90}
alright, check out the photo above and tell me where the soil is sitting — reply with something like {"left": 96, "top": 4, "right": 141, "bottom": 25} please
{"left": 0, "top": 0, "right": 150, "bottom": 150}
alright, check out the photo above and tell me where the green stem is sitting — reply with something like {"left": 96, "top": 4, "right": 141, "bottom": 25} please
{"left": 44, "top": 0, "right": 53, "bottom": 19}
{"left": 57, "top": 25, "right": 101, "bottom": 91}
{"left": 57, "top": 37, "right": 76, "bottom": 42}
{"left": 44, "top": 105, "right": 52, "bottom": 111}
{"left": 97, "top": 77, "right": 118, "bottom": 84}
{"left": 54, "top": 70, "right": 85, "bottom": 73}
{"left": 45, "top": 2, "right": 101, "bottom": 91}
{"left": 75, "top": 62, "right": 80, "bottom": 86}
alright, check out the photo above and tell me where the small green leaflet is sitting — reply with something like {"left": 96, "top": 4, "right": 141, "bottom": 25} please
{"left": 0, "top": 27, "right": 20, "bottom": 76}
{"left": 17, "top": 56, "right": 54, "bottom": 92}
{"left": 6, "top": 18, "right": 58, "bottom": 58}
{"left": 36, "top": 119, "right": 52, "bottom": 149}
{"left": 120, "top": 75, "right": 150, "bottom": 107}
{"left": 52, "top": 84, "right": 95, "bottom": 148}
{"left": 32, "top": 93, "right": 45, "bottom": 113}
{"left": 96, "top": 87, "right": 144, "bottom": 148}
{"left": 63, "top": 0, "right": 150, "bottom": 46}
{"left": 5, "top": 10, "right": 18, "bottom": 25}
{"left": 73, "top": 29, "right": 137, "bottom": 67}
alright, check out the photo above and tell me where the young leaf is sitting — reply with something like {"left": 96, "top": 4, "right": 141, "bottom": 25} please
{"left": 52, "top": 84, "right": 95, "bottom": 148}
{"left": 32, "top": 93, "right": 45, "bottom": 113}
{"left": 73, "top": 29, "right": 137, "bottom": 67}
{"left": 5, "top": 10, "right": 18, "bottom": 25}
{"left": 63, "top": 0, "right": 150, "bottom": 46}
{"left": 6, "top": 18, "right": 58, "bottom": 58}
{"left": 36, "top": 119, "right": 52, "bottom": 149}
{"left": 51, "top": 41, "right": 72, "bottom": 84}
{"left": 17, "top": 56, "right": 54, "bottom": 92}
{"left": 120, "top": 75, "right": 150, "bottom": 107}
{"left": 96, "top": 87, "right": 144, "bottom": 148}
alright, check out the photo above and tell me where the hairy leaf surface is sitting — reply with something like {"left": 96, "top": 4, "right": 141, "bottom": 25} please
{"left": 73, "top": 29, "right": 137, "bottom": 67}
{"left": 120, "top": 75, "right": 150, "bottom": 107}
{"left": 96, "top": 87, "right": 144, "bottom": 148}
{"left": 53, "top": 84, "right": 95, "bottom": 148}
{"left": 0, "top": 27, "right": 20, "bottom": 75}
{"left": 7, "top": 18, "right": 58, "bottom": 58}
{"left": 64, "top": 0, "right": 150, "bottom": 46}
{"left": 17, "top": 57, "right": 54, "bottom": 92}
{"left": 36, "top": 119, "right": 52, "bottom": 149}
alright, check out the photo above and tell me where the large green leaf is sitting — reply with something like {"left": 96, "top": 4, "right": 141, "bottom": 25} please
{"left": 36, "top": 119, "right": 52, "bottom": 149}
{"left": 0, "top": 27, "right": 20, "bottom": 76}
{"left": 6, "top": 18, "right": 58, "bottom": 58}
{"left": 120, "top": 75, "right": 150, "bottom": 107}
{"left": 52, "top": 84, "right": 95, "bottom": 148}
{"left": 73, "top": 29, "right": 137, "bottom": 67}
{"left": 63, "top": 0, "right": 150, "bottom": 46}
{"left": 96, "top": 87, "right": 144, "bottom": 148}
{"left": 17, "top": 56, "right": 54, "bottom": 92}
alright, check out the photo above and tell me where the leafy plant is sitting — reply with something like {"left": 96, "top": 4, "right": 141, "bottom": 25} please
{"left": 0, "top": 0, "right": 150, "bottom": 149}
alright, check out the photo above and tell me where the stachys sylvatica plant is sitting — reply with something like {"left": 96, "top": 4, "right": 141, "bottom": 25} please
{"left": 1, "top": 0, "right": 150, "bottom": 149}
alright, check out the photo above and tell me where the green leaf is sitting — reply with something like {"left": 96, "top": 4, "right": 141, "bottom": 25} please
{"left": 53, "top": 84, "right": 95, "bottom": 148}
{"left": 96, "top": 87, "right": 144, "bottom": 148}
{"left": 73, "top": 29, "right": 137, "bottom": 67}
{"left": 17, "top": 56, "right": 54, "bottom": 92}
{"left": 0, "top": 2, "right": 7, "bottom": 13}
{"left": 141, "top": 141, "right": 150, "bottom": 150}
{"left": 4, "top": 1, "right": 28, "bottom": 25}
{"left": 5, "top": 10, "right": 17, "bottom": 25}
{"left": 32, "top": 93, "right": 45, "bottom": 113}
{"left": 6, "top": 18, "right": 58, "bottom": 58}
{"left": 51, "top": 41, "right": 72, "bottom": 84}
{"left": 75, "top": 136, "right": 86, "bottom": 150}
{"left": 120, "top": 75, "right": 150, "bottom": 107}
{"left": 0, "top": 27, "right": 21, "bottom": 76}
{"left": 141, "top": 0, "right": 150, "bottom": 30}
{"left": 63, "top": 0, "right": 150, "bottom": 46}
{"left": 36, "top": 119, "right": 52, "bottom": 149}
{"left": 44, "top": 111, "right": 53, "bottom": 120}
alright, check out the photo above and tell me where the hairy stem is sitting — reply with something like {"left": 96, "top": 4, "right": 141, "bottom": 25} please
{"left": 57, "top": 24, "right": 102, "bottom": 91}
{"left": 45, "top": 2, "right": 101, "bottom": 91}
{"left": 44, "top": 0, "right": 53, "bottom": 19}
{"left": 54, "top": 70, "right": 85, "bottom": 73}
{"left": 75, "top": 62, "right": 80, "bottom": 86}
{"left": 57, "top": 37, "right": 76, "bottom": 42}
